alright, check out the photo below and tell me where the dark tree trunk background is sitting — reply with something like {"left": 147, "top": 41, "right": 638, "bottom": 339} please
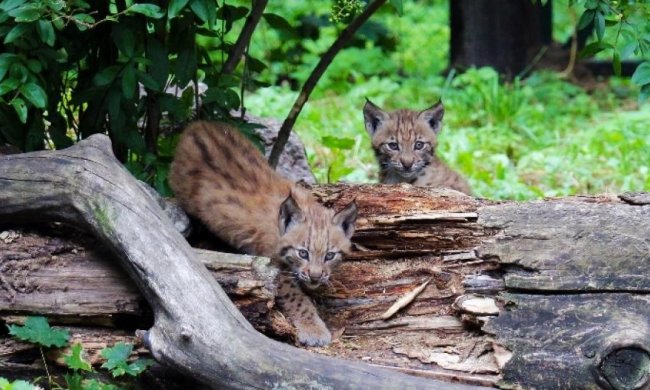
{"left": 450, "top": 0, "right": 552, "bottom": 77}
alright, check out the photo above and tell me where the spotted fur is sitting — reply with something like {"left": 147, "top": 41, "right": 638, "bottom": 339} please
{"left": 169, "top": 121, "right": 357, "bottom": 346}
{"left": 363, "top": 100, "right": 471, "bottom": 194}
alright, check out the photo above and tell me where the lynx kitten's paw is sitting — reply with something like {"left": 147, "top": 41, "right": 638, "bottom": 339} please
{"left": 296, "top": 322, "right": 332, "bottom": 347}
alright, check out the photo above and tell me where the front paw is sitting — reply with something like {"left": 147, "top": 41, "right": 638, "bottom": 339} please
{"left": 296, "top": 324, "right": 331, "bottom": 347}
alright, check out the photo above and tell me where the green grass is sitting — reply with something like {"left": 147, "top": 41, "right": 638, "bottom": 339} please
{"left": 245, "top": 0, "right": 650, "bottom": 200}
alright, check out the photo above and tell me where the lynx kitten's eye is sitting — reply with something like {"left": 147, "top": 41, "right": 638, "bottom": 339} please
{"left": 324, "top": 252, "right": 336, "bottom": 261}
{"left": 298, "top": 249, "right": 309, "bottom": 259}
{"left": 387, "top": 142, "right": 399, "bottom": 151}
{"left": 414, "top": 141, "right": 424, "bottom": 150}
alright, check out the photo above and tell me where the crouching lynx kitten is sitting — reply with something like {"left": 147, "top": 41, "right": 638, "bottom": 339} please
{"left": 363, "top": 99, "right": 471, "bottom": 194}
{"left": 169, "top": 121, "right": 357, "bottom": 346}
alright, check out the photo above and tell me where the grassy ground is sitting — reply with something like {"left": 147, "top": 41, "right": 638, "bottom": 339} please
{"left": 244, "top": 0, "right": 650, "bottom": 200}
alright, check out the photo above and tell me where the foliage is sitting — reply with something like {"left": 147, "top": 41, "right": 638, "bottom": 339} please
{"left": 4, "top": 317, "right": 153, "bottom": 389}
{"left": 571, "top": 0, "right": 650, "bottom": 101}
{"left": 247, "top": 1, "right": 649, "bottom": 199}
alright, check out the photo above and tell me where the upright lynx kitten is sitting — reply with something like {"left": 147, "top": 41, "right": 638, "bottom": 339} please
{"left": 169, "top": 121, "right": 357, "bottom": 347}
{"left": 363, "top": 100, "right": 471, "bottom": 194}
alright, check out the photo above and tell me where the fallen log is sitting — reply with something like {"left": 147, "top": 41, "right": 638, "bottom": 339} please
{"left": 2, "top": 184, "right": 648, "bottom": 389}
{"left": 0, "top": 135, "right": 482, "bottom": 389}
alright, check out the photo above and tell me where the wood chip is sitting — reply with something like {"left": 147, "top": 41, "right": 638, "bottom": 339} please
{"left": 381, "top": 277, "right": 432, "bottom": 320}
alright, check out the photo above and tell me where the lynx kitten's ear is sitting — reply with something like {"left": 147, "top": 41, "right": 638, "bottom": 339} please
{"left": 418, "top": 100, "right": 445, "bottom": 134}
{"left": 363, "top": 99, "right": 389, "bottom": 136}
{"left": 332, "top": 201, "right": 358, "bottom": 239}
{"left": 279, "top": 193, "right": 305, "bottom": 235}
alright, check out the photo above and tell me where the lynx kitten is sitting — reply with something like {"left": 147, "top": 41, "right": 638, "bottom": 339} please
{"left": 169, "top": 121, "right": 357, "bottom": 346}
{"left": 363, "top": 100, "right": 471, "bottom": 194}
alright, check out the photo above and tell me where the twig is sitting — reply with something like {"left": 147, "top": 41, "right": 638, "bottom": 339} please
{"left": 267, "top": 0, "right": 387, "bottom": 168}
{"left": 221, "top": 0, "right": 269, "bottom": 76}
{"left": 380, "top": 277, "right": 432, "bottom": 320}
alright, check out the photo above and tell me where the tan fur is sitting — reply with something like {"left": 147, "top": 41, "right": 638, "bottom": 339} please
{"left": 363, "top": 100, "right": 471, "bottom": 195}
{"left": 169, "top": 121, "right": 357, "bottom": 346}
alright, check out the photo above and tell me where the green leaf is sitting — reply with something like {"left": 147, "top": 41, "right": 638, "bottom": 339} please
{"left": 612, "top": 51, "right": 621, "bottom": 77}
{"left": 190, "top": 0, "right": 210, "bottom": 23}
{"left": 36, "top": 20, "right": 55, "bottom": 46}
{"left": 389, "top": 0, "right": 403, "bottom": 15}
{"left": 0, "top": 78, "right": 19, "bottom": 96}
{"left": 7, "top": 316, "right": 69, "bottom": 347}
{"left": 639, "top": 84, "right": 650, "bottom": 103}
{"left": 100, "top": 342, "right": 132, "bottom": 377}
{"left": 0, "top": 0, "right": 23, "bottom": 12}
{"left": 0, "top": 53, "right": 16, "bottom": 81}
{"left": 145, "top": 39, "right": 168, "bottom": 90}
{"left": 8, "top": 5, "right": 41, "bottom": 22}
{"left": 64, "top": 372, "right": 84, "bottom": 390}
{"left": 168, "top": 0, "right": 190, "bottom": 18}
{"left": 124, "top": 358, "right": 155, "bottom": 376}
{"left": 72, "top": 13, "right": 95, "bottom": 30}
{"left": 10, "top": 97, "right": 27, "bottom": 123}
{"left": 136, "top": 70, "right": 160, "bottom": 91}
{"left": 19, "top": 82, "right": 47, "bottom": 108}
{"left": 594, "top": 11, "right": 605, "bottom": 41}
{"left": 4, "top": 24, "right": 30, "bottom": 44}
{"left": 121, "top": 65, "right": 136, "bottom": 99}
{"left": 1, "top": 379, "right": 38, "bottom": 390}
{"left": 64, "top": 343, "right": 93, "bottom": 372}
{"left": 322, "top": 135, "right": 355, "bottom": 150}
{"left": 579, "top": 41, "right": 612, "bottom": 58}
{"left": 577, "top": 10, "right": 595, "bottom": 30}
{"left": 128, "top": 3, "right": 164, "bottom": 19}
{"left": 112, "top": 26, "right": 135, "bottom": 58}
{"left": 203, "top": 87, "right": 240, "bottom": 110}
{"left": 263, "top": 13, "right": 294, "bottom": 34}
{"left": 93, "top": 65, "right": 120, "bottom": 86}
{"left": 175, "top": 47, "right": 197, "bottom": 86}
{"left": 631, "top": 62, "right": 650, "bottom": 86}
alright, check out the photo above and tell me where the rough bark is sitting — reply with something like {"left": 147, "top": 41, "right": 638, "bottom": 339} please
{"left": 0, "top": 136, "right": 481, "bottom": 389}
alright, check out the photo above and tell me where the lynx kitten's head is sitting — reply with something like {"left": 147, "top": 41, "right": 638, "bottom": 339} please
{"left": 364, "top": 99, "right": 444, "bottom": 181}
{"left": 276, "top": 194, "right": 357, "bottom": 290}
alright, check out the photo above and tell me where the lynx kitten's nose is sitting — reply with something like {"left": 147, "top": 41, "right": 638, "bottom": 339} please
{"left": 401, "top": 158, "right": 413, "bottom": 170}
{"left": 309, "top": 268, "right": 322, "bottom": 282}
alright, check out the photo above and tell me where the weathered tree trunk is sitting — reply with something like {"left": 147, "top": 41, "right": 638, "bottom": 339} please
{"left": 450, "top": 0, "right": 552, "bottom": 77}
{"left": 0, "top": 136, "right": 482, "bottom": 389}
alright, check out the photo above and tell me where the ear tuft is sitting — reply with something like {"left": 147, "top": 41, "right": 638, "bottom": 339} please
{"left": 418, "top": 100, "right": 444, "bottom": 134}
{"left": 278, "top": 193, "right": 304, "bottom": 236}
{"left": 363, "top": 99, "right": 389, "bottom": 136}
{"left": 332, "top": 200, "right": 358, "bottom": 239}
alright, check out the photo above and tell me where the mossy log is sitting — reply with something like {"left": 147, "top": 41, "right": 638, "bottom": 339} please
{"left": 1, "top": 135, "right": 649, "bottom": 389}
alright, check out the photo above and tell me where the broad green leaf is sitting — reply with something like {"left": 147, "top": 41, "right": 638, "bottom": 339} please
{"left": 190, "top": 0, "right": 210, "bottom": 23}
{"left": 10, "top": 97, "right": 27, "bottom": 123}
{"left": 174, "top": 47, "right": 197, "bottom": 86}
{"left": 168, "top": 0, "right": 190, "bottom": 18}
{"left": 3, "top": 380, "right": 37, "bottom": 390}
{"left": 639, "top": 84, "right": 650, "bottom": 103}
{"left": 389, "top": 0, "right": 403, "bottom": 15}
{"left": 577, "top": 10, "right": 595, "bottom": 30}
{"left": 579, "top": 41, "right": 612, "bottom": 58}
{"left": 64, "top": 343, "right": 93, "bottom": 372}
{"left": 36, "top": 20, "right": 55, "bottom": 46}
{"left": 93, "top": 65, "right": 120, "bottom": 86}
{"left": 594, "top": 11, "right": 605, "bottom": 41}
{"left": 7, "top": 316, "right": 69, "bottom": 347}
{"left": 631, "top": 62, "right": 650, "bottom": 86}
{"left": 263, "top": 13, "right": 294, "bottom": 34}
{"left": 136, "top": 70, "right": 160, "bottom": 91}
{"left": 322, "top": 135, "right": 355, "bottom": 150}
{"left": 26, "top": 59, "right": 42, "bottom": 73}
{"left": 8, "top": 5, "right": 40, "bottom": 22}
{"left": 145, "top": 38, "right": 168, "bottom": 89}
{"left": 123, "top": 357, "right": 154, "bottom": 376}
{"left": 81, "top": 378, "right": 120, "bottom": 390}
{"left": 128, "top": 3, "right": 163, "bottom": 19}
{"left": 203, "top": 87, "right": 240, "bottom": 110}
{"left": 612, "top": 51, "right": 621, "bottom": 76}
{"left": 0, "top": 78, "right": 19, "bottom": 96}
{"left": 72, "top": 13, "right": 95, "bottom": 30}
{"left": 4, "top": 24, "right": 30, "bottom": 44}
{"left": 0, "top": 53, "right": 16, "bottom": 81}
{"left": 121, "top": 65, "right": 136, "bottom": 99}
{"left": 112, "top": 26, "right": 135, "bottom": 58}
{"left": 19, "top": 82, "right": 47, "bottom": 108}
{"left": 0, "top": 0, "right": 22, "bottom": 12}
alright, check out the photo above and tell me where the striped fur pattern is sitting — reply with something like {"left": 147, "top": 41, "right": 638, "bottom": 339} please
{"left": 363, "top": 100, "right": 471, "bottom": 195}
{"left": 169, "top": 121, "right": 357, "bottom": 346}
